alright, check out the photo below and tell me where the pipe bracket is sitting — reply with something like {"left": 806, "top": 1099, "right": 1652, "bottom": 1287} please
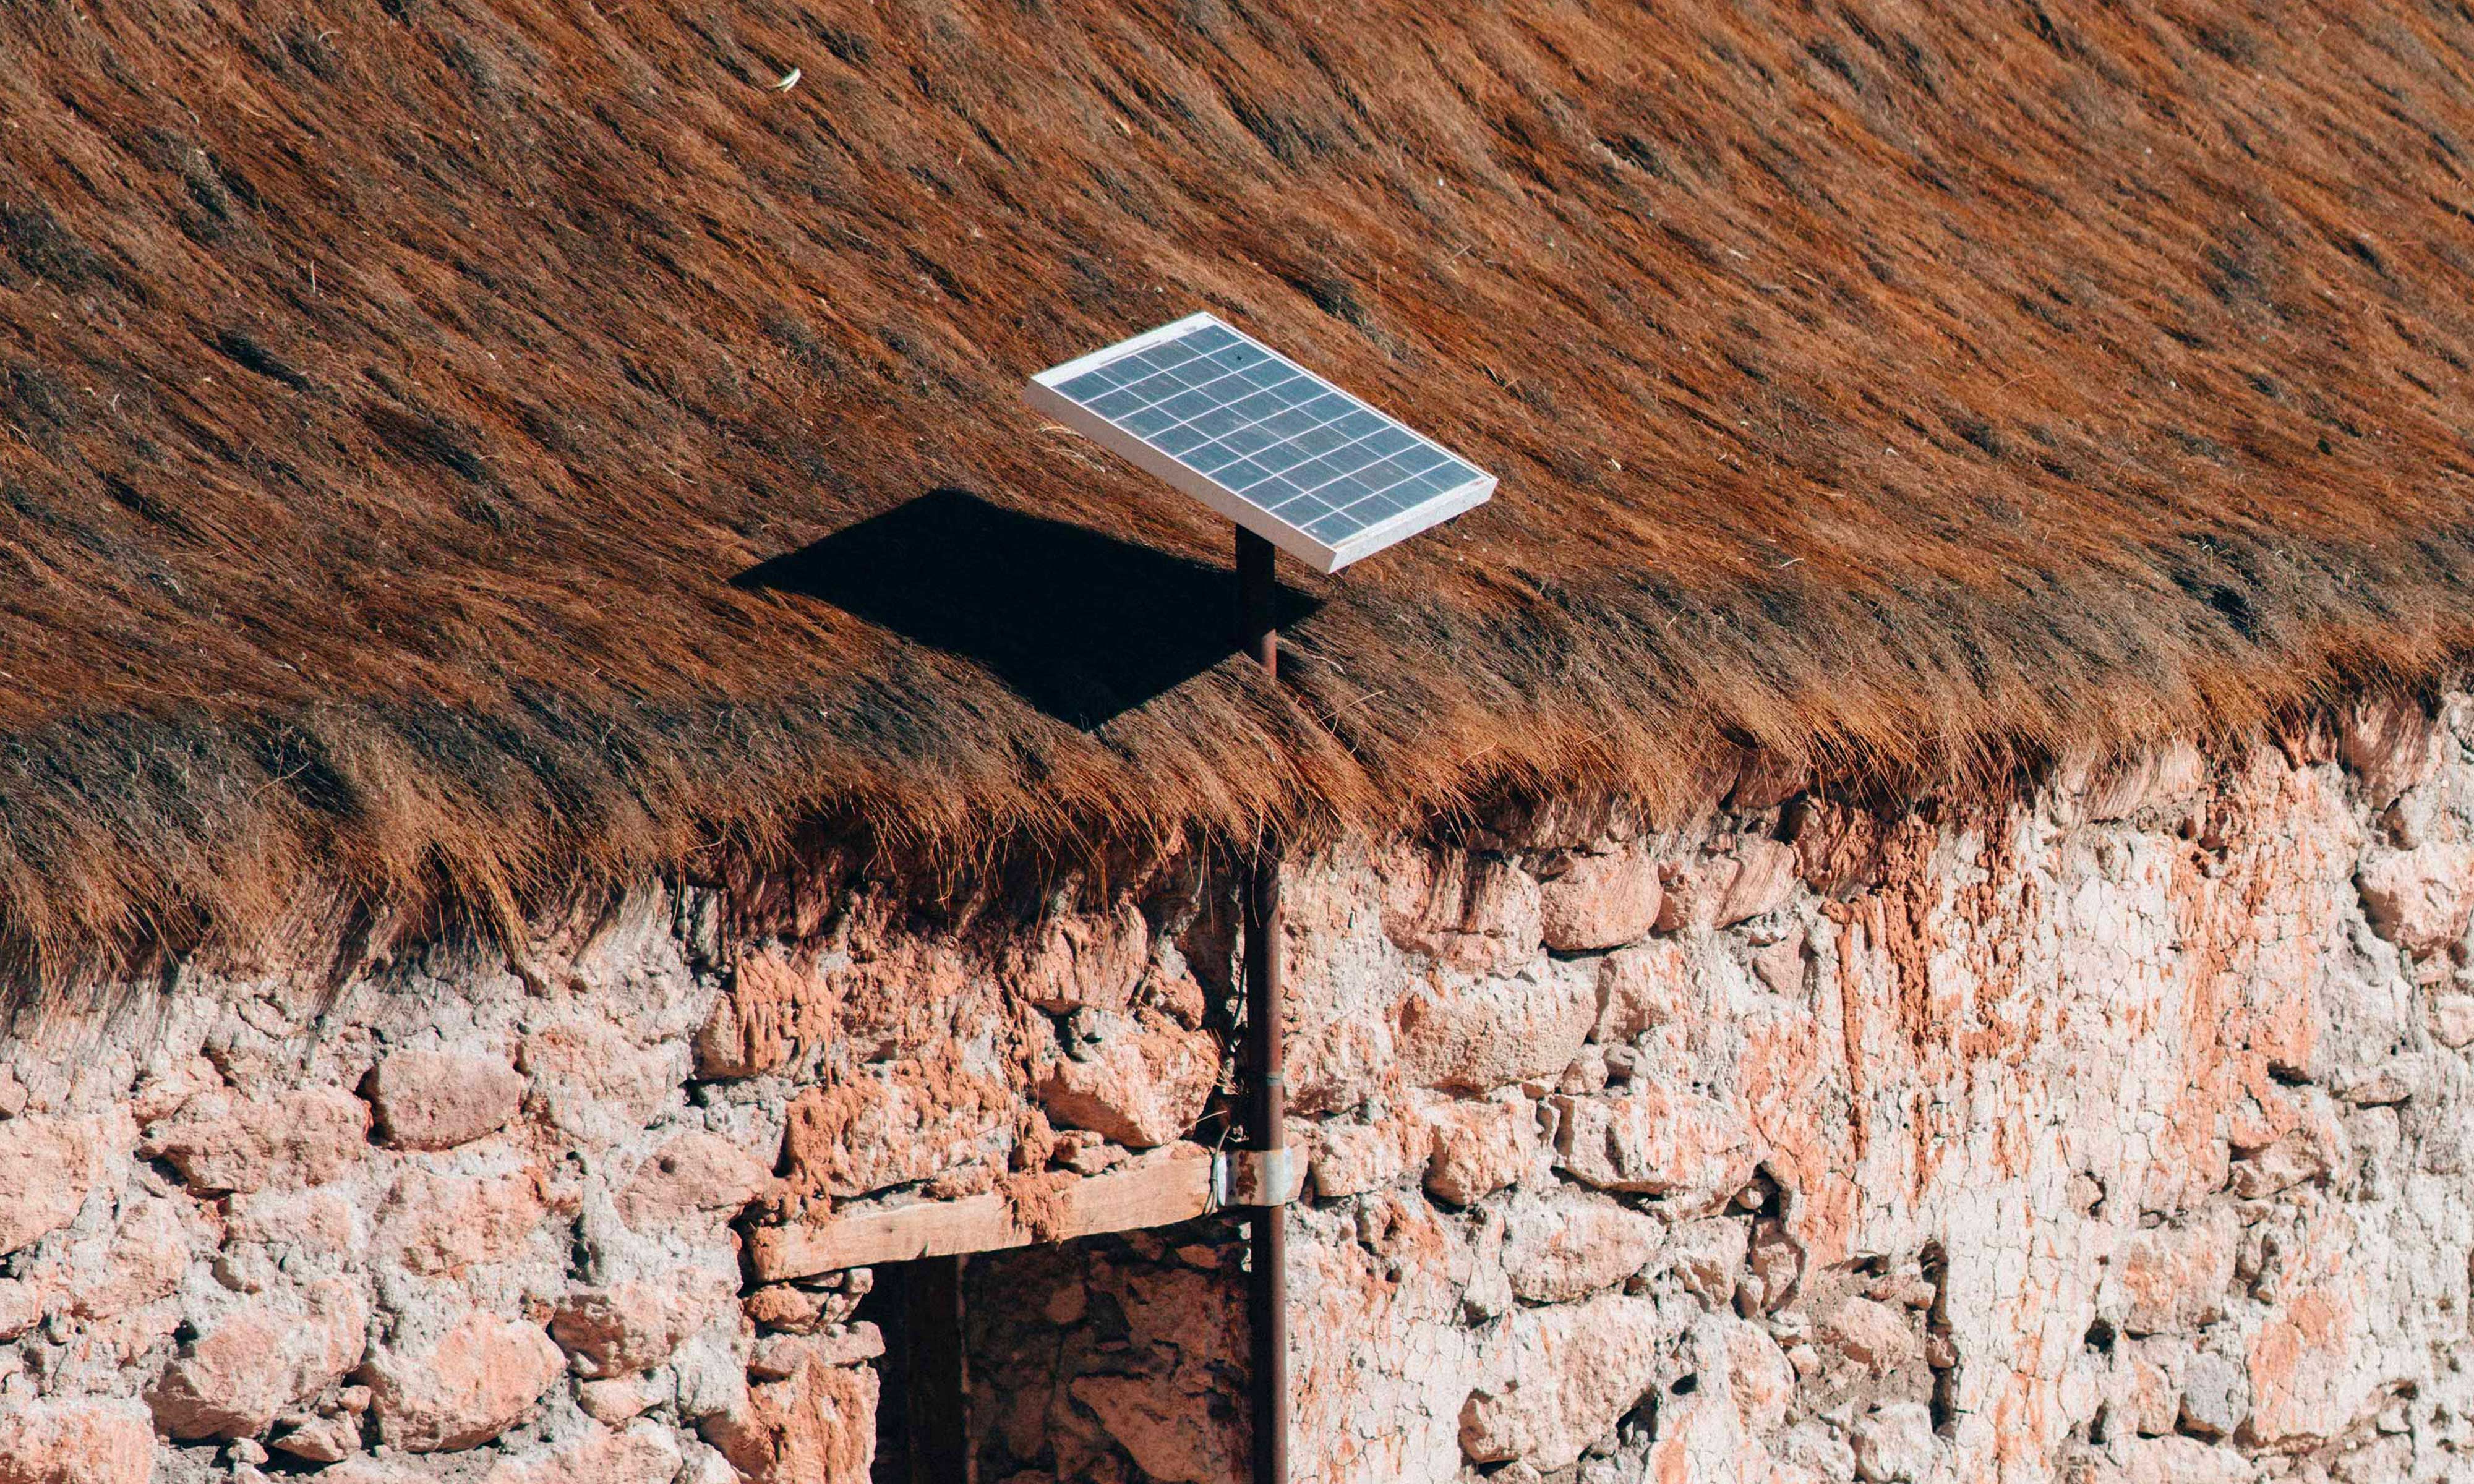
{"left": 1215, "top": 1148, "right": 1304, "bottom": 1208}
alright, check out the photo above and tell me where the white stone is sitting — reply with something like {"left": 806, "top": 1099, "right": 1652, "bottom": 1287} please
{"left": 1460, "top": 1294, "right": 1666, "bottom": 1472}
{"left": 1851, "top": 1402, "right": 1937, "bottom": 1482}
{"left": 1396, "top": 959, "right": 1598, "bottom": 1095}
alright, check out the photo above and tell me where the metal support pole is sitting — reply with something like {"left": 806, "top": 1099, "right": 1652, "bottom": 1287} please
{"left": 1238, "top": 527, "right": 1278, "bottom": 678}
{"left": 1236, "top": 526, "right": 1287, "bottom": 1484}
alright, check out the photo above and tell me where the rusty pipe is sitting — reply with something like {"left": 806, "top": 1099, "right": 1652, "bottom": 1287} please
{"left": 1236, "top": 526, "right": 1288, "bottom": 1484}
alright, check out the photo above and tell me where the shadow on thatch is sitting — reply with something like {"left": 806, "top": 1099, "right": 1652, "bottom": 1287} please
{"left": 737, "top": 488, "right": 1319, "bottom": 728}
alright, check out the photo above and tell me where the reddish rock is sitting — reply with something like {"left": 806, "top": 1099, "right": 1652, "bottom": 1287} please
{"left": 2431, "top": 994, "right": 2474, "bottom": 1049}
{"left": 818, "top": 1322, "right": 888, "bottom": 1365}
{"left": 0, "top": 1115, "right": 101, "bottom": 1256}
{"left": 140, "top": 1085, "right": 369, "bottom": 1193}
{"left": 375, "top": 1168, "right": 546, "bottom": 1277}
{"left": 751, "top": 1324, "right": 885, "bottom": 1376}
{"left": 703, "top": 1355, "right": 879, "bottom": 1484}
{"left": 1738, "top": 1216, "right": 1805, "bottom": 1314}
{"left": 0, "top": 1398, "right": 155, "bottom": 1484}
{"left": 1641, "top": 1315, "right": 1799, "bottom": 1481}
{"left": 126, "top": 1055, "right": 219, "bottom": 1125}
{"left": 1308, "top": 1102, "right": 1433, "bottom": 1200}
{"left": 1147, "top": 971, "right": 1210, "bottom": 1029}
{"left": 1663, "top": 1217, "right": 1752, "bottom": 1307}
{"left": 1422, "top": 1094, "right": 1542, "bottom": 1205}
{"left": 1658, "top": 837, "right": 1797, "bottom": 933}
{"left": 696, "top": 945, "right": 839, "bottom": 1080}
{"left": 551, "top": 1273, "right": 734, "bottom": 1378}
{"left": 2246, "top": 1283, "right": 2365, "bottom": 1446}
{"left": 148, "top": 1279, "right": 367, "bottom": 1439}
{"left": 360, "top": 1311, "right": 564, "bottom": 1452}
{"left": 1285, "top": 1029, "right": 1403, "bottom": 1123}
{"left": 2117, "top": 1337, "right": 2184, "bottom": 1437}
{"left": 1382, "top": 851, "right": 1545, "bottom": 973}
{"left": 1593, "top": 940, "right": 1693, "bottom": 1042}
{"left": 618, "top": 1130, "right": 771, "bottom": 1230}
{"left": 54, "top": 1194, "right": 205, "bottom": 1321}
{"left": 1035, "top": 1015, "right": 1218, "bottom": 1149}
{"left": 743, "top": 1277, "right": 868, "bottom": 1335}
{"left": 576, "top": 1375, "right": 659, "bottom": 1425}
{"left": 1553, "top": 1081, "right": 1755, "bottom": 1209}
{"left": 1051, "top": 1128, "right": 1126, "bottom": 1175}
{"left": 1395, "top": 962, "right": 1596, "bottom": 1094}
{"left": 694, "top": 992, "right": 768, "bottom": 1080}
{"left": 79, "top": 1305, "right": 181, "bottom": 1373}
{"left": 2116, "top": 1211, "right": 2236, "bottom": 1336}
{"left": 267, "top": 1413, "right": 362, "bottom": 1464}
{"left": 1074, "top": 1372, "right": 1241, "bottom": 1483}
{"left": 2357, "top": 840, "right": 2474, "bottom": 957}
{"left": 1815, "top": 1295, "right": 1922, "bottom": 1374}
{"left": 1001, "top": 901, "right": 1150, "bottom": 1014}
{"left": 482, "top": 1423, "right": 683, "bottom": 1484}
{"left": 365, "top": 1047, "right": 524, "bottom": 1151}
{"left": 1750, "top": 931, "right": 1807, "bottom": 997}
{"left": 781, "top": 1068, "right": 1010, "bottom": 1200}
{"left": 1720, "top": 838, "right": 1799, "bottom": 925}
{"left": 1657, "top": 856, "right": 1739, "bottom": 934}
{"left": 1502, "top": 1193, "right": 1662, "bottom": 1302}
{"left": 2343, "top": 696, "right": 2444, "bottom": 807}
{"left": 2228, "top": 1127, "right": 2334, "bottom": 1200}
{"left": 0, "top": 1277, "right": 42, "bottom": 1340}
{"left": 1533, "top": 846, "right": 1663, "bottom": 952}
{"left": 520, "top": 1018, "right": 676, "bottom": 1141}
{"left": 1460, "top": 1292, "right": 1666, "bottom": 1471}
{"left": 225, "top": 1187, "right": 357, "bottom": 1249}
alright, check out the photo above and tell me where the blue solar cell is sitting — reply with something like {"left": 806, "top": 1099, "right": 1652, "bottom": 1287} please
{"left": 1181, "top": 324, "right": 1241, "bottom": 354}
{"left": 1030, "top": 314, "right": 1492, "bottom": 568}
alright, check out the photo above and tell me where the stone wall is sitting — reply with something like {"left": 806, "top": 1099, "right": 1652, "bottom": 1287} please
{"left": 3, "top": 697, "right": 2473, "bottom": 1484}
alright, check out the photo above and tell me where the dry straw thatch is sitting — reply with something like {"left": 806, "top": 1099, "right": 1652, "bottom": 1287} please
{"left": 0, "top": 0, "right": 2471, "bottom": 971}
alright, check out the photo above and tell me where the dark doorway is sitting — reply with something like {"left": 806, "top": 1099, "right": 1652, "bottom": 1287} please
{"left": 734, "top": 488, "right": 1318, "bottom": 728}
{"left": 856, "top": 1255, "right": 972, "bottom": 1484}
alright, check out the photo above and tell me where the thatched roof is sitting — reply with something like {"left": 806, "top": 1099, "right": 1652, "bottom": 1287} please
{"left": 2, "top": 0, "right": 2472, "bottom": 966}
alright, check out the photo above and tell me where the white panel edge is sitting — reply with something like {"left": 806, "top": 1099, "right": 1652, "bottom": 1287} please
{"left": 1324, "top": 474, "right": 1497, "bottom": 571}
{"left": 1029, "top": 312, "right": 1228, "bottom": 391}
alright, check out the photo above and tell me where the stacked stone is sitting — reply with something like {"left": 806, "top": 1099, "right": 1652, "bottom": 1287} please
{"left": 969, "top": 697, "right": 2474, "bottom": 1484}
{"left": 1, "top": 697, "right": 2472, "bottom": 1483}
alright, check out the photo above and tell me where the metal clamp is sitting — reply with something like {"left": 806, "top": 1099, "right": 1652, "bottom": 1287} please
{"left": 1213, "top": 1147, "right": 1305, "bottom": 1209}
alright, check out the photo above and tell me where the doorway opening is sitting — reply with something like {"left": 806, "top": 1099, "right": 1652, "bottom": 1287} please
{"left": 855, "top": 1254, "right": 970, "bottom": 1484}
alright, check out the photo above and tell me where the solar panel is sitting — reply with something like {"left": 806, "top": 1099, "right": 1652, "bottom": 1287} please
{"left": 1025, "top": 313, "right": 1494, "bottom": 573}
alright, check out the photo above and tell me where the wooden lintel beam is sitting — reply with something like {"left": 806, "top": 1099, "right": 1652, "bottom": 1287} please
{"left": 748, "top": 1144, "right": 1215, "bottom": 1281}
